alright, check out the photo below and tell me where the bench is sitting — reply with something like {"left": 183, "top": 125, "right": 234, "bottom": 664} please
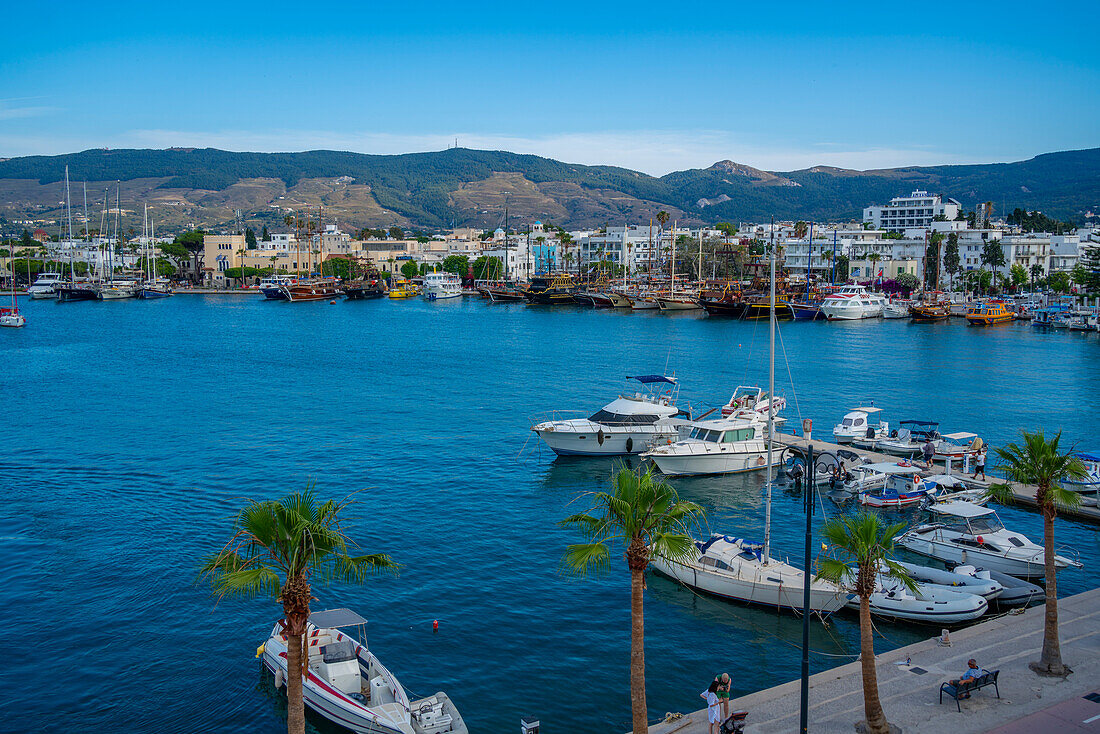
{"left": 939, "top": 670, "right": 1000, "bottom": 712}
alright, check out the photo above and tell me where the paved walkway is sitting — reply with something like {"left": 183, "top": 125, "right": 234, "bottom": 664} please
{"left": 648, "top": 587, "right": 1100, "bottom": 734}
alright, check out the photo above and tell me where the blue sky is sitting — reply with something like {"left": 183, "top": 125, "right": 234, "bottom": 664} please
{"left": 2, "top": 0, "right": 1097, "bottom": 174}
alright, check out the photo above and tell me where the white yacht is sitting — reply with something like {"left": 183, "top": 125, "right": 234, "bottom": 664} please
{"left": 820, "top": 285, "right": 886, "bottom": 320}
{"left": 833, "top": 406, "right": 888, "bottom": 444}
{"left": 259, "top": 608, "right": 467, "bottom": 734}
{"left": 651, "top": 535, "right": 849, "bottom": 613}
{"left": 896, "top": 502, "right": 1082, "bottom": 578}
{"left": 532, "top": 375, "right": 686, "bottom": 456}
{"left": 422, "top": 272, "right": 463, "bottom": 300}
{"left": 642, "top": 414, "right": 778, "bottom": 476}
{"left": 28, "top": 272, "right": 65, "bottom": 299}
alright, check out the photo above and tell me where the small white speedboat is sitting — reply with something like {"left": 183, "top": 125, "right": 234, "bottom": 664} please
{"left": 894, "top": 561, "right": 1003, "bottom": 601}
{"left": 857, "top": 462, "right": 932, "bottom": 508}
{"left": 921, "top": 475, "right": 989, "bottom": 506}
{"left": 642, "top": 414, "right": 779, "bottom": 476}
{"left": 896, "top": 502, "right": 1082, "bottom": 578}
{"left": 259, "top": 608, "right": 467, "bottom": 734}
{"left": 848, "top": 574, "right": 988, "bottom": 624}
{"left": 532, "top": 375, "right": 687, "bottom": 455}
{"left": 833, "top": 406, "right": 888, "bottom": 444}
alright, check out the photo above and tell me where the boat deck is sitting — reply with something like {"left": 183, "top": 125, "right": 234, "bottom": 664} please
{"left": 646, "top": 586, "right": 1100, "bottom": 734}
{"left": 773, "top": 433, "right": 1100, "bottom": 524}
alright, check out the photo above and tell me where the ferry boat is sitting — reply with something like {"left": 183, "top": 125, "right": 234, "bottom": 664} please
{"left": 523, "top": 273, "right": 576, "bottom": 305}
{"left": 820, "top": 285, "right": 886, "bottom": 320}
{"left": 421, "top": 272, "right": 462, "bottom": 300}
{"left": 27, "top": 272, "right": 65, "bottom": 299}
{"left": 259, "top": 608, "right": 467, "bottom": 734}
{"left": 965, "top": 301, "right": 1014, "bottom": 325}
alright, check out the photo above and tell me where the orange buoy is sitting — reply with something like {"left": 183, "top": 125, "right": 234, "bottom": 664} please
{"left": 432, "top": 620, "right": 439, "bottom": 632}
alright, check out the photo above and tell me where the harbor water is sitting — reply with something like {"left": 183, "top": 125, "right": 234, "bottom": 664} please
{"left": 3, "top": 295, "right": 1099, "bottom": 733}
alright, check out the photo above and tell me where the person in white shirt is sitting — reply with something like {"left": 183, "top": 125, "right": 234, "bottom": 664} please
{"left": 700, "top": 679, "right": 721, "bottom": 734}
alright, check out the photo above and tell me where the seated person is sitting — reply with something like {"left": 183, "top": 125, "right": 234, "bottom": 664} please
{"left": 948, "top": 659, "right": 988, "bottom": 698}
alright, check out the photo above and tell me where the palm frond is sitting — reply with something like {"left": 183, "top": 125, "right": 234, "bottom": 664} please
{"left": 562, "top": 542, "right": 611, "bottom": 577}
{"left": 817, "top": 557, "right": 853, "bottom": 585}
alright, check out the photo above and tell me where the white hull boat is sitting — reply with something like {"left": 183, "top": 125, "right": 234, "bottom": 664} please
{"left": 533, "top": 375, "right": 685, "bottom": 456}
{"left": 882, "top": 301, "right": 910, "bottom": 319}
{"left": 28, "top": 272, "right": 64, "bottom": 299}
{"left": 657, "top": 295, "right": 701, "bottom": 311}
{"left": 821, "top": 285, "right": 886, "bottom": 320}
{"left": 1066, "top": 451, "right": 1100, "bottom": 491}
{"left": 259, "top": 608, "right": 467, "bottom": 734}
{"left": 652, "top": 535, "right": 849, "bottom": 613}
{"left": 833, "top": 406, "right": 888, "bottom": 444}
{"left": 1, "top": 309, "right": 26, "bottom": 328}
{"left": 850, "top": 575, "right": 988, "bottom": 623}
{"left": 422, "top": 272, "right": 463, "bottom": 300}
{"left": 896, "top": 501, "right": 1082, "bottom": 578}
{"left": 643, "top": 398, "right": 783, "bottom": 476}
{"left": 628, "top": 294, "right": 659, "bottom": 310}
{"left": 894, "top": 561, "right": 1003, "bottom": 601}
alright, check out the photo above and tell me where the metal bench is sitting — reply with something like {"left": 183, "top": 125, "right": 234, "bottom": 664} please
{"left": 939, "top": 669, "right": 1000, "bottom": 712}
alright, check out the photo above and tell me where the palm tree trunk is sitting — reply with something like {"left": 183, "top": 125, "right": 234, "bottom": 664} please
{"left": 285, "top": 625, "right": 306, "bottom": 734}
{"left": 630, "top": 566, "right": 648, "bottom": 734}
{"left": 1038, "top": 503, "right": 1065, "bottom": 674}
{"left": 859, "top": 595, "right": 890, "bottom": 734}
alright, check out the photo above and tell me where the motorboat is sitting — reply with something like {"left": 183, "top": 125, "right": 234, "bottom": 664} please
{"left": 259, "top": 274, "right": 296, "bottom": 300}
{"left": 27, "top": 272, "right": 64, "bottom": 299}
{"left": 720, "top": 385, "right": 786, "bottom": 419}
{"left": 858, "top": 462, "right": 934, "bottom": 508}
{"left": 1031, "top": 304, "right": 1072, "bottom": 328}
{"left": 833, "top": 406, "right": 888, "bottom": 444}
{"left": 138, "top": 279, "right": 173, "bottom": 299}
{"left": 859, "top": 420, "right": 940, "bottom": 457}
{"left": 850, "top": 573, "right": 988, "bottom": 624}
{"left": 422, "top": 272, "right": 463, "bottom": 300}
{"left": 1066, "top": 450, "right": 1100, "bottom": 491}
{"left": 820, "top": 285, "right": 886, "bottom": 320}
{"left": 932, "top": 432, "right": 983, "bottom": 464}
{"left": 1068, "top": 311, "right": 1100, "bottom": 331}
{"left": 883, "top": 300, "right": 910, "bottom": 319}
{"left": 259, "top": 608, "right": 467, "bottom": 734}
{"left": 650, "top": 534, "right": 849, "bottom": 614}
{"left": 531, "top": 375, "right": 686, "bottom": 456}
{"left": 921, "top": 475, "right": 989, "bottom": 506}
{"left": 895, "top": 502, "right": 1082, "bottom": 578}
{"left": 893, "top": 561, "right": 1003, "bottom": 601}
{"left": 642, "top": 413, "right": 779, "bottom": 476}
{"left": 965, "top": 301, "right": 1014, "bottom": 325}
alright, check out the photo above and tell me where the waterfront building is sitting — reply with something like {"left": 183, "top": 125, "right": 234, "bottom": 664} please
{"left": 864, "top": 190, "right": 961, "bottom": 232}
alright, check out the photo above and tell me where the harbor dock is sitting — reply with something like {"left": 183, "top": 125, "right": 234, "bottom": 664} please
{"left": 648, "top": 587, "right": 1100, "bottom": 734}
{"left": 773, "top": 433, "right": 1100, "bottom": 524}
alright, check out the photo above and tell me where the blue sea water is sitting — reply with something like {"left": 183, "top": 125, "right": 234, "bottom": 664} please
{"left": 2, "top": 295, "right": 1099, "bottom": 733}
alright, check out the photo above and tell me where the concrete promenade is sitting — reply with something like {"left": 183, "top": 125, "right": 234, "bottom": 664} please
{"left": 648, "top": 587, "right": 1100, "bottom": 734}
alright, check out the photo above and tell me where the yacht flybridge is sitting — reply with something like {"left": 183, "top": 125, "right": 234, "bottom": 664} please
{"left": 260, "top": 608, "right": 467, "bottom": 734}
{"left": 896, "top": 502, "right": 1083, "bottom": 578}
{"left": 531, "top": 375, "right": 687, "bottom": 455}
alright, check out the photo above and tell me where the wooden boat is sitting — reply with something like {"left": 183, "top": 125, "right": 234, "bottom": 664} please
{"left": 741, "top": 298, "right": 794, "bottom": 321}
{"left": 282, "top": 278, "right": 342, "bottom": 302}
{"left": 909, "top": 301, "right": 951, "bottom": 322}
{"left": 343, "top": 278, "right": 386, "bottom": 299}
{"left": 523, "top": 273, "right": 576, "bottom": 305}
{"left": 965, "top": 301, "right": 1014, "bottom": 325}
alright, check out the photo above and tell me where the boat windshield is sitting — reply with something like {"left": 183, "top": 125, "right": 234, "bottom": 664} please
{"left": 689, "top": 427, "right": 723, "bottom": 442}
{"left": 968, "top": 515, "right": 1004, "bottom": 534}
{"left": 842, "top": 418, "right": 854, "bottom": 427}
{"left": 588, "top": 410, "right": 659, "bottom": 425}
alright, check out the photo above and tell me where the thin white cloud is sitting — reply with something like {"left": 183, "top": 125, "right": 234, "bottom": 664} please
{"left": 1, "top": 127, "right": 998, "bottom": 174}
{"left": 0, "top": 104, "right": 59, "bottom": 121}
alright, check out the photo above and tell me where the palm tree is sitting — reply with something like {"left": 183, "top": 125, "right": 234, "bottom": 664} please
{"left": 560, "top": 466, "right": 703, "bottom": 734}
{"left": 200, "top": 488, "right": 399, "bottom": 734}
{"left": 818, "top": 512, "right": 915, "bottom": 734}
{"left": 987, "top": 431, "right": 1085, "bottom": 676}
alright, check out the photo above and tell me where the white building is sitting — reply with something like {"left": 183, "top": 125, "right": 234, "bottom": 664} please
{"left": 863, "top": 190, "right": 961, "bottom": 232}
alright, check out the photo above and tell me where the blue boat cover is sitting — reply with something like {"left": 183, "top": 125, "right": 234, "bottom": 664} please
{"left": 1076, "top": 450, "right": 1100, "bottom": 462}
{"left": 628, "top": 375, "right": 676, "bottom": 384}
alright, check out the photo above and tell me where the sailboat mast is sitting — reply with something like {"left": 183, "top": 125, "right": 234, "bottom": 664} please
{"left": 671, "top": 220, "right": 677, "bottom": 296}
{"left": 763, "top": 217, "right": 776, "bottom": 565}
{"left": 697, "top": 228, "right": 703, "bottom": 282}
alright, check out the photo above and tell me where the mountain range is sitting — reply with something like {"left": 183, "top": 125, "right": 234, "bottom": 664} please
{"left": 0, "top": 146, "right": 1096, "bottom": 233}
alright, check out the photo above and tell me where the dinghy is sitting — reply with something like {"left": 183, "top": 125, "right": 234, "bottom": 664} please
{"left": 985, "top": 570, "right": 1044, "bottom": 607}
{"left": 894, "top": 561, "right": 1003, "bottom": 601}
{"left": 848, "top": 574, "right": 988, "bottom": 624}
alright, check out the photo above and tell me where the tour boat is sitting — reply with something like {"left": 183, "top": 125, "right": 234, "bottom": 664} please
{"left": 642, "top": 413, "right": 778, "bottom": 477}
{"left": 894, "top": 561, "right": 1003, "bottom": 601}
{"left": 656, "top": 294, "right": 702, "bottom": 311}
{"left": 523, "top": 273, "right": 576, "bottom": 304}
{"left": 699, "top": 285, "right": 745, "bottom": 317}
{"left": 486, "top": 282, "right": 526, "bottom": 302}
{"left": 259, "top": 608, "right": 467, "bottom": 734}
{"left": 531, "top": 375, "right": 686, "bottom": 456}
{"left": 626, "top": 292, "right": 660, "bottom": 310}
{"left": 27, "top": 272, "right": 64, "bottom": 299}
{"left": 851, "top": 573, "right": 988, "bottom": 624}
{"left": 282, "top": 278, "right": 342, "bottom": 302}
{"left": 422, "top": 272, "right": 463, "bottom": 300}
{"left": 343, "top": 277, "right": 387, "bottom": 299}
{"left": 965, "top": 301, "right": 1014, "bottom": 325}
{"left": 833, "top": 406, "right": 889, "bottom": 444}
{"left": 388, "top": 280, "right": 418, "bottom": 299}
{"left": 650, "top": 534, "right": 849, "bottom": 614}
{"left": 909, "top": 300, "right": 951, "bottom": 322}
{"left": 820, "top": 285, "right": 886, "bottom": 320}
{"left": 895, "top": 502, "right": 1082, "bottom": 578}
{"left": 857, "top": 462, "right": 934, "bottom": 508}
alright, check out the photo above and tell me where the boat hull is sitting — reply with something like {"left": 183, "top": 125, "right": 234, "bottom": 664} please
{"left": 896, "top": 533, "right": 1063, "bottom": 578}
{"left": 657, "top": 296, "right": 701, "bottom": 311}
{"left": 651, "top": 557, "right": 848, "bottom": 613}
{"left": 700, "top": 299, "right": 746, "bottom": 318}
{"left": 57, "top": 286, "right": 101, "bottom": 302}
{"left": 533, "top": 424, "right": 676, "bottom": 455}
{"left": 645, "top": 449, "right": 777, "bottom": 477}
{"left": 261, "top": 286, "right": 289, "bottom": 300}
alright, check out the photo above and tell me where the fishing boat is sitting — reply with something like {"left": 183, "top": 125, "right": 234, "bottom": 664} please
{"left": 524, "top": 273, "right": 575, "bottom": 304}
{"left": 894, "top": 561, "right": 1003, "bottom": 601}
{"left": 27, "top": 272, "right": 64, "bottom": 299}
{"left": 1031, "top": 304, "right": 1072, "bottom": 327}
{"left": 857, "top": 463, "right": 934, "bottom": 508}
{"left": 259, "top": 608, "right": 467, "bottom": 734}
{"left": 281, "top": 278, "right": 342, "bottom": 302}
{"left": 422, "top": 272, "right": 463, "bottom": 300}
{"left": 820, "top": 284, "right": 886, "bottom": 320}
{"left": 833, "top": 406, "right": 888, "bottom": 444}
{"left": 895, "top": 502, "right": 1082, "bottom": 578}
{"left": 531, "top": 375, "right": 687, "bottom": 456}
{"left": 851, "top": 574, "right": 988, "bottom": 623}
{"left": 965, "top": 301, "right": 1014, "bottom": 325}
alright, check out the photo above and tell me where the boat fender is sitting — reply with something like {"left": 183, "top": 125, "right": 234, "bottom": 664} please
{"left": 626, "top": 437, "right": 633, "bottom": 453}
{"left": 255, "top": 644, "right": 265, "bottom": 659}
{"left": 597, "top": 429, "right": 605, "bottom": 446}
{"left": 977, "top": 536, "right": 984, "bottom": 545}
{"left": 274, "top": 668, "right": 284, "bottom": 689}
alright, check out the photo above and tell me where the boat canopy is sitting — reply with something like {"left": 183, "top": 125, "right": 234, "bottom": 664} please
{"left": 628, "top": 375, "right": 677, "bottom": 385}
{"left": 941, "top": 432, "right": 979, "bottom": 441}
{"left": 861, "top": 462, "right": 922, "bottom": 475}
{"left": 309, "top": 608, "right": 368, "bottom": 629}
{"left": 900, "top": 420, "right": 939, "bottom": 429}
{"left": 850, "top": 406, "right": 883, "bottom": 414}
{"left": 928, "top": 501, "right": 993, "bottom": 518}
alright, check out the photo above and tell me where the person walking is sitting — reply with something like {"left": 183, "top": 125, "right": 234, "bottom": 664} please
{"left": 700, "top": 679, "right": 721, "bottom": 734}
{"left": 922, "top": 438, "right": 936, "bottom": 469}
{"left": 973, "top": 447, "right": 987, "bottom": 481}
